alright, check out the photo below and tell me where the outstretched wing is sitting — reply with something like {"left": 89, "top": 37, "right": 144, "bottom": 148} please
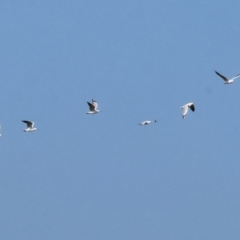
{"left": 215, "top": 71, "right": 228, "bottom": 82}
{"left": 231, "top": 73, "right": 240, "bottom": 81}
{"left": 87, "top": 102, "right": 95, "bottom": 111}
{"left": 22, "top": 120, "right": 34, "bottom": 128}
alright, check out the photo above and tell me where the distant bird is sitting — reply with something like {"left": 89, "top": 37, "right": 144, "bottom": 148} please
{"left": 86, "top": 99, "right": 101, "bottom": 114}
{"left": 0, "top": 125, "right": 2, "bottom": 137}
{"left": 215, "top": 71, "right": 240, "bottom": 84}
{"left": 139, "top": 120, "right": 157, "bottom": 126}
{"left": 181, "top": 103, "right": 195, "bottom": 119}
{"left": 22, "top": 120, "right": 38, "bottom": 132}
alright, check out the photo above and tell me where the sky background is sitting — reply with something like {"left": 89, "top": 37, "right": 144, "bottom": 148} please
{"left": 0, "top": 1, "right": 240, "bottom": 239}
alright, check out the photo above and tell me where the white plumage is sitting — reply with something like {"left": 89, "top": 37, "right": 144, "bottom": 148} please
{"left": 180, "top": 103, "right": 195, "bottom": 119}
{"left": 86, "top": 99, "right": 101, "bottom": 114}
{"left": 215, "top": 71, "right": 240, "bottom": 84}
{"left": 139, "top": 120, "right": 157, "bottom": 126}
{"left": 22, "top": 120, "right": 38, "bottom": 132}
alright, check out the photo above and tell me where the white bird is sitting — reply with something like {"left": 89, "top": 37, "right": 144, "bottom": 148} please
{"left": 22, "top": 120, "right": 38, "bottom": 132}
{"left": 86, "top": 99, "right": 101, "bottom": 114}
{"left": 139, "top": 120, "right": 157, "bottom": 126}
{"left": 215, "top": 71, "right": 240, "bottom": 84}
{"left": 180, "top": 103, "right": 195, "bottom": 119}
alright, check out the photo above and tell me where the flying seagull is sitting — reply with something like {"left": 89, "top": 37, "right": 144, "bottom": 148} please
{"left": 86, "top": 99, "right": 101, "bottom": 114}
{"left": 139, "top": 120, "right": 157, "bottom": 126}
{"left": 22, "top": 120, "right": 38, "bottom": 132}
{"left": 215, "top": 71, "right": 240, "bottom": 84}
{"left": 180, "top": 103, "right": 195, "bottom": 119}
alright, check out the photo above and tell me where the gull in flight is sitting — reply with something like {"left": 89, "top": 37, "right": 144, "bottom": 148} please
{"left": 181, "top": 103, "right": 195, "bottom": 119}
{"left": 139, "top": 120, "right": 157, "bottom": 126}
{"left": 215, "top": 71, "right": 240, "bottom": 84}
{"left": 22, "top": 120, "right": 38, "bottom": 132}
{"left": 86, "top": 99, "right": 101, "bottom": 114}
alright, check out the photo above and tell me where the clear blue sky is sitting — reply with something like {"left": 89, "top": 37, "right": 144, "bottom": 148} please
{"left": 0, "top": 1, "right": 240, "bottom": 239}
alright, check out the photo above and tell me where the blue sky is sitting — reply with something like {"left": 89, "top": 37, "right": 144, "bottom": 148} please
{"left": 0, "top": 1, "right": 240, "bottom": 239}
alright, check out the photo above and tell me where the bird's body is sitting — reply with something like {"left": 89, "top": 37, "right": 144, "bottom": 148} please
{"left": 139, "top": 120, "right": 157, "bottom": 126}
{"left": 22, "top": 120, "right": 38, "bottom": 132}
{"left": 86, "top": 99, "right": 100, "bottom": 114}
{"left": 181, "top": 103, "right": 195, "bottom": 119}
{"left": 215, "top": 71, "right": 240, "bottom": 84}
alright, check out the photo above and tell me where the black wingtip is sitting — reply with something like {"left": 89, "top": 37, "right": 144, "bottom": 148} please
{"left": 190, "top": 104, "right": 195, "bottom": 112}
